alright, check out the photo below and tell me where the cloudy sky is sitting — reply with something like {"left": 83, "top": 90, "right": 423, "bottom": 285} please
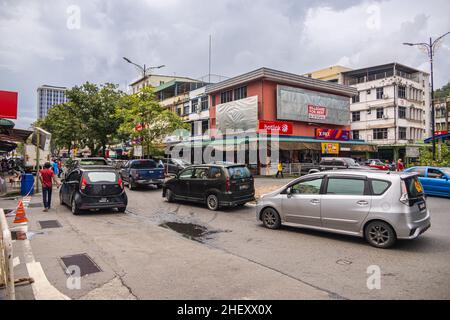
{"left": 1, "top": 0, "right": 449, "bottom": 129}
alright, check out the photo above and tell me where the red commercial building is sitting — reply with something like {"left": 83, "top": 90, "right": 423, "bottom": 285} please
{"left": 172, "top": 68, "right": 376, "bottom": 175}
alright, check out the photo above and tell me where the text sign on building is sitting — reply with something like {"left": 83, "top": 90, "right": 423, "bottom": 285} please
{"left": 321, "top": 142, "right": 340, "bottom": 155}
{"left": 434, "top": 130, "right": 448, "bottom": 136}
{"left": 259, "top": 120, "right": 293, "bottom": 135}
{"left": 0, "top": 90, "right": 18, "bottom": 119}
{"left": 277, "top": 85, "right": 350, "bottom": 126}
{"left": 315, "top": 128, "right": 350, "bottom": 141}
{"left": 216, "top": 96, "right": 258, "bottom": 133}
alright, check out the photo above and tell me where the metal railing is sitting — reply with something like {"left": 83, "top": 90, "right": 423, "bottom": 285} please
{"left": 0, "top": 208, "right": 15, "bottom": 300}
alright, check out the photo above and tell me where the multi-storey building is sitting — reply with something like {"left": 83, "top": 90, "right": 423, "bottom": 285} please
{"left": 37, "top": 85, "right": 68, "bottom": 119}
{"left": 303, "top": 65, "right": 352, "bottom": 84}
{"left": 129, "top": 74, "right": 198, "bottom": 94}
{"left": 435, "top": 95, "right": 450, "bottom": 133}
{"left": 341, "top": 63, "right": 430, "bottom": 162}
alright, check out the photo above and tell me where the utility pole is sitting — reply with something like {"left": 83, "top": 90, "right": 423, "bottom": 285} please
{"left": 209, "top": 35, "right": 212, "bottom": 84}
{"left": 35, "top": 130, "right": 40, "bottom": 193}
{"left": 403, "top": 30, "right": 450, "bottom": 161}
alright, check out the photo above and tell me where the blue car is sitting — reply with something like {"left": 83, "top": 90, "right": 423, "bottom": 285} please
{"left": 405, "top": 166, "right": 450, "bottom": 197}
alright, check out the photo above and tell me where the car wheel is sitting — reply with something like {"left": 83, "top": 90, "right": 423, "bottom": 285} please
{"left": 261, "top": 207, "right": 281, "bottom": 229}
{"left": 71, "top": 198, "right": 80, "bottom": 215}
{"left": 206, "top": 194, "right": 219, "bottom": 211}
{"left": 166, "top": 189, "right": 175, "bottom": 203}
{"left": 117, "top": 207, "right": 126, "bottom": 213}
{"left": 365, "top": 221, "right": 396, "bottom": 249}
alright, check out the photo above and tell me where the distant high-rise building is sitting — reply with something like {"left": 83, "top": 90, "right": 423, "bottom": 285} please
{"left": 37, "top": 85, "right": 68, "bottom": 119}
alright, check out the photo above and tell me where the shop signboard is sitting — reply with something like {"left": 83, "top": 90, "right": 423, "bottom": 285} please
{"left": 321, "top": 142, "right": 340, "bottom": 155}
{"left": 259, "top": 120, "right": 293, "bottom": 135}
{"left": 134, "top": 145, "right": 143, "bottom": 157}
{"left": 0, "top": 90, "right": 18, "bottom": 119}
{"left": 434, "top": 130, "right": 448, "bottom": 136}
{"left": 315, "top": 128, "right": 350, "bottom": 141}
{"left": 277, "top": 85, "right": 350, "bottom": 126}
{"left": 216, "top": 96, "right": 258, "bottom": 133}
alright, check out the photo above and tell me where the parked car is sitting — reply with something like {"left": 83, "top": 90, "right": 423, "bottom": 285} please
{"left": 75, "top": 157, "right": 109, "bottom": 167}
{"left": 120, "top": 159, "right": 165, "bottom": 190}
{"left": 256, "top": 170, "right": 430, "bottom": 248}
{"left": 162, "top": 164, "right": 255, "bottom": 211}
{"left": 405, "top": 166, "right": 450, "bottom": 197}
{"left": 308, "top": 157, "right": 364, "bottom": 174}
{"left": 161, "top": 158, "right": 190, "bottom": 175}
{"left": 59, "top": 166, "right": 127, "bottom": 215}
{"left": 368, "top": 160, "right": 390, "bottom": 171}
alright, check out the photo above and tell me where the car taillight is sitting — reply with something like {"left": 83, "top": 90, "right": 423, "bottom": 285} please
{"left": 80, "top": 176, "right": 87, "bottom": 190}
{"left": 118, "top": 177, "right": 123, "bottom": 188}
{"left": 400, "top": 180, "right": 409, "bottom": 205}
{"left": 225, "top": 176, "right": 230, "bottom": 192}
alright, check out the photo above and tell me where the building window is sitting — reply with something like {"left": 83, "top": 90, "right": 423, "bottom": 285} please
{"left": 352, "top": 93, "right": 360, "bottom": 103}
{"left": 160, "top": 81, "right": 165, "bottom": 85}
{"left": 376, "top": 108, "right": 384, "bottom": 119}
{"left": 176, "top": 108, "right": 181, "bottom": 116}
{"left": 183, "top": 104, "right": 190, "bottom": 115}
{"left": 399, "top": 127, "right": 407, "bottom": 140}
{"left": 398, "top": 86, "right": 406, "bottom": 99}
{"left": 398, "top": 106, "right": 406, "bottom": 119}
{"left": 191, "top": 99, "right": 199, "bottom": 113}
{"left": 220, "top": 90, "right": 233, "bottom": 104}
{"left": 352, "top": 111, "right": 360, "bottom": 122}
{"left": 202, "top": 120, "right": 209, "bottom": 134}
{"left": 376, "top": 87, "right": 384, "bottom": 99}
{"left": 352, "top": 130, "right": 360, "bottom": 140}
{"left": 201, "top": 96, "right": 208, "bottom": 111}
{"left": 233, "top": 86, "right": 247, "bottom": 100}
{"left": 373, "top": 128, "right": 388, "bottom": 140}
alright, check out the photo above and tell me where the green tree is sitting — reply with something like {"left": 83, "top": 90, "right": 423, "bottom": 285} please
{"left": 117, "top": 86, "right": 188, "bottom": 157}
{"left": 435, "top": 81, "right": 450, "bottom": 100}
{"left": 418, "top": 143, "right": 450, "bottom": 167}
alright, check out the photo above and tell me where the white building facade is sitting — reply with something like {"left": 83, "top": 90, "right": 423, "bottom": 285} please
{"left": 342, "top": 63, "right": 430, "bottom": 161}
{"left": 37, "top": 85, "right": 68, "bottom": 119}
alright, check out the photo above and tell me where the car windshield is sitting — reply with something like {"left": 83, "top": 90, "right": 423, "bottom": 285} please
{"left": 345, "top": 159, "right": 359, "bottom": 166}
{"left": 85, "top": 171, "right": 117, "bottom": 183}
{"left": 131, "top": 160, "right": 157, "bottom": 169}
{"left": 79, "top": 159, "right": 107, "bottom": 166}
{"left": 172, "top": 159, "right": 190, "bottom": 166}
{"left": 441, "top": 168, "right": 450, "bottom": 176}
{"left": 227, "top": 166, "right": 251, "bottom": 179}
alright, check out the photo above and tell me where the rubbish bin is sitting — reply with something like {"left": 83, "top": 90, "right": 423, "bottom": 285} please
{"left": 20, "top": 173, "right": 34, "bottom": 196}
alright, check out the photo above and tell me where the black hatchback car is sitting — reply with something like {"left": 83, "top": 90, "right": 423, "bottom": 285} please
{"left": 59, "top": 166, "right": 127, "bottom": 215}
{"left": 162, "top": 164, "right": 255, "bottom": 211}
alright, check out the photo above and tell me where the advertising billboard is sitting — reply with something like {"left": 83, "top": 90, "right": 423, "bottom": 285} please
{"left": 277, "top": 85, "right": 350, "bottom": 126}
{"left": 0, "top": 90, "right": 18, "bottom": 119}
{"left": 216, "top": 96, "right": 258, "bottom": 133}
{"left": 315, "top": 128, "right": 350, "bottom": 141}
{"left": 321, "top": 142, "right": 340, "bottom": 155}
{"left": 259, "top": 120, "right": 293, "bottom": 135}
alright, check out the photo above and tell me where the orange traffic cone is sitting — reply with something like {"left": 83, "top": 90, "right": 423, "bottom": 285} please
{"left": 13, "top": 200, "right": 28, "bottom": 224}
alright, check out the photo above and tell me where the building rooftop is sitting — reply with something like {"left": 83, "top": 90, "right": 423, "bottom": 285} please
{"left": 206, "top": 67, "right": 357, "bottom": 97}
{"left": 342, "top": 62, "right": 429, "bottom": 77}
{"left": 129, "top": 74, "right": 199, "bottom": 87}
{"left": 38, "top": 85, "right": 67, "bottom": 90}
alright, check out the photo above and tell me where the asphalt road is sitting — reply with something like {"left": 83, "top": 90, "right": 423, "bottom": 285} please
{"left": 3, "top": 178, "right": 450, "bottom": 300}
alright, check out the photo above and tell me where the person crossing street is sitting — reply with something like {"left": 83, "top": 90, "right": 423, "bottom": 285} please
{"left": 39, "top": 162, "right": 61, "bottom": 212}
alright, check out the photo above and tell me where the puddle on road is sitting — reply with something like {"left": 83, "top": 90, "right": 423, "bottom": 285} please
{"left": 159, "top": 221, "right": 231, "bottom": 243}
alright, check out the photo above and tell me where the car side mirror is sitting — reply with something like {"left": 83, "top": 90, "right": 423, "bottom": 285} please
{"left": 286, "top": 187, "right": 292, "bottom": 196}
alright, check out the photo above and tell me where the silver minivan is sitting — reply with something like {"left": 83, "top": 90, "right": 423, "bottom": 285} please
{"left": 256, "top": 170, "right": 431, "bottom": 248}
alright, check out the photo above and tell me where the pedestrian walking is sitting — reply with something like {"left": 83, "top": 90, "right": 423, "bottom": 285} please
{"left": 39, "top": 162, "right": 61, "bottom": 212}
{"left": 397, "top": 158, "right": 405, "bottom": 172}
{"left": 57, "top": 158, "right": 62, "bottom": 178}
{"left": 276, "top": 161, "right": 284, "bottom": 178}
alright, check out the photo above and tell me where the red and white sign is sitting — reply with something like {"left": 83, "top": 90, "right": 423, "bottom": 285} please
{"left": 308, "top": 105, "right": 327, "bottom": 120}
{"left": 0, "top": 90, "right": 18, "bottom": 119}
{"left": 434, "top": 130, "right": 448, "bottom": 136}
{"left": 259, "top": 120, "right": 293, "bottom": 135}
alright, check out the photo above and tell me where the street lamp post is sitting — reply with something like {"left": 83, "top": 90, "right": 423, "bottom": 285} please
{"left": 123, "top": 57, "right": 165, "bottom": 79}
{"left": 403, "top": 31, "right": 450, "bottom": 161}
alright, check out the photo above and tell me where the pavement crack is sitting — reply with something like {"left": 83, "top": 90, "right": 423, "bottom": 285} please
{"left": 116, "top": 273, "right": 139, "bottom": 300}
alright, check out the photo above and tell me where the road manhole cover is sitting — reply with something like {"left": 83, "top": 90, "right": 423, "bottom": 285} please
{"left": 60, "top": 253, "right": 102, "bottom": 277}
{"left": 38, "top": 220, "right": 62, "bottom": 229}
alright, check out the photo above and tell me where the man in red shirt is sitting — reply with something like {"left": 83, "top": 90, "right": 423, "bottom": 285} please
{"left": 39, "top": 162, "right": 60, "bottom": 212}
{"left": 397, "top": 158, "right": 405, "bottom": 172}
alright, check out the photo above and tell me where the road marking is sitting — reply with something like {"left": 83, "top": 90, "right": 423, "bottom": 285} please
{"left": 22, "top": 239, "right": 70, "bottom": 300}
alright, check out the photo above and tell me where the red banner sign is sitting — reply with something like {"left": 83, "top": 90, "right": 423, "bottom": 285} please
{"left": 259, "top": 120, "right": 293, "bottom": 135}
{"left": 434, "top": 130, "right": 448, "bottom": 136}
{"left": 0, "top": 90, "right": 18, "bottom": 119}
{"left": 315, "top": 128, "right": 350, "bottom": 141}
{"left": 308, "top": 105, "right": 327, "bottom": 120}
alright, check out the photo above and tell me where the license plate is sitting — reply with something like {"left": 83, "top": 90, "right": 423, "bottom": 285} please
{"left": 99, "top": 198, "right": 108, "bottom": 203}
{"left": 149, "top": 171, "right": 154, "bottom": 174}
{"left": 240, "top": 184, "right": 249, "bottom": 190}
{"left": 418, "top": 202, "right": 426, "bottom": 210}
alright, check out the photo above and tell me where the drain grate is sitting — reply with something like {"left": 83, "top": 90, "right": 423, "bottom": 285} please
{"left": 28, "top": 203, "right": 43, "bottom": 208}
{"left": 60, "top": 253, "right": 102, "bottom": 277}
{"left": 38, "top": 220, "right": 62, "bottom": 229}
